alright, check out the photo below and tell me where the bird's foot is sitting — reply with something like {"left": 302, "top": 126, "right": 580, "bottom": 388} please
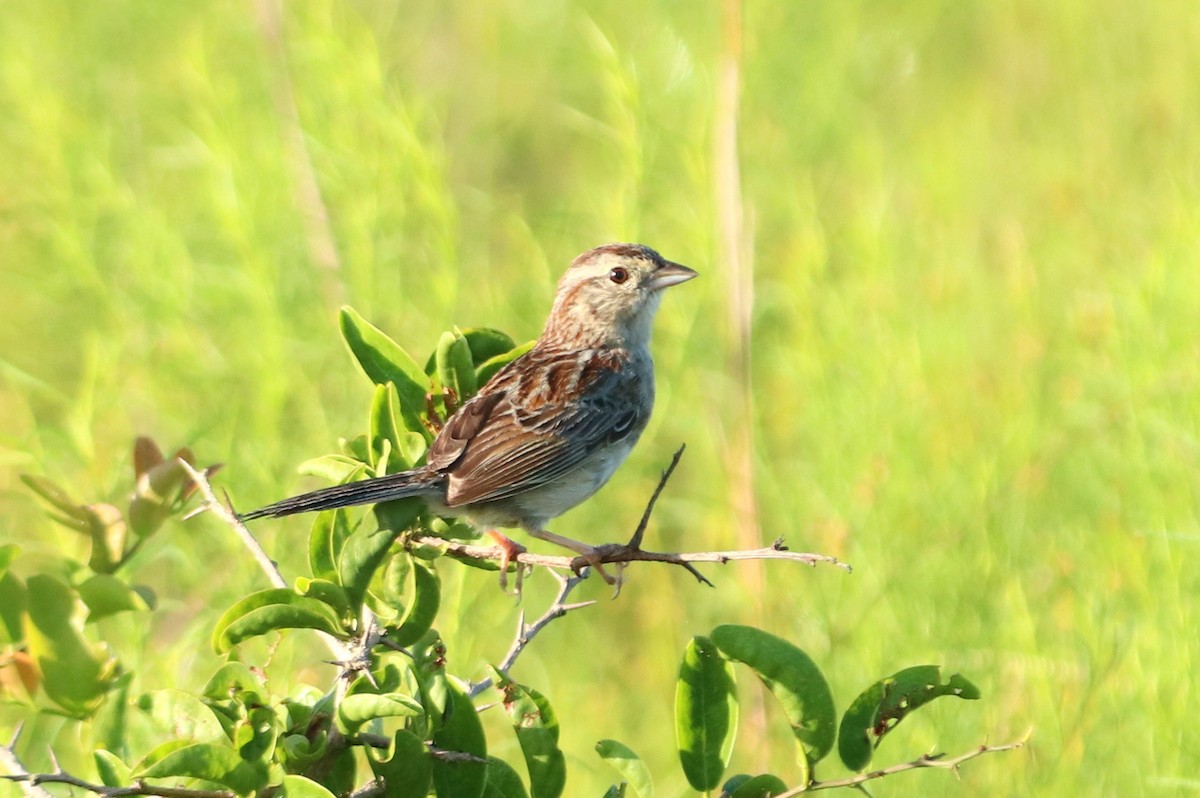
{"left": 569, "top": 543, "right": 627, "bottom": 596}
{"left": 485, "top": 530, "right": 528, "bottom": 595}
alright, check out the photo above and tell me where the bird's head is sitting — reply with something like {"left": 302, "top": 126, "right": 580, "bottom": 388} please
{"left": 541, "top": 243, "right": 697, "bottom": 347}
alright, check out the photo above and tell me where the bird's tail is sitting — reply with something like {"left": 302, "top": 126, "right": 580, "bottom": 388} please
{"left": 239, "top": 470, "right": 441, "bottom": 521}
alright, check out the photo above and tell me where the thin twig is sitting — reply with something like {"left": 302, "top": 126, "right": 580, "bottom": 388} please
{"left": 178, "top": 460, "right": 354, "bottom": 662}
{"left": 419, "top": 536, "right": 849, "bottom": 584}
{"left": 627, "top": 443, "right": 685, "bottom": 549}
{"left": 779, "top": 735, "right": 1030, "bottom": 796}
{"left": 0, "top": 728, "right": 54, "bottom": 798}
{"left": 467, "top": 571, "right": 594, "bottom": 698}
{"left": 178, "top": 460, "right": 286, "bottom": 590}
{"left": 0, "top": 772, "right": 233, "bottom": 798}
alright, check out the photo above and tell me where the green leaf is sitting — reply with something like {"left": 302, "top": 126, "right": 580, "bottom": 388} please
{"left": 136, "top": 689, "right": 227, "bottom": 743}
{"left": 370, "top": 382, "right": 410, "bottom": 473}
{"left": 412, "top": 631, "right": 449, "bottom": 732}
{"left": 837, "top": 665, "right": 982, "bottom": 772}
{"left": 19, "top": 475, "right": 90, "bottom": 529}
{"left": 308, "top": 508, "right": 355, "bottom": 582}
{"left": 23, "top": 574, "right": 115, "bottom": 717}
{"left": 203, "top": 662, "right": 268, "bottom": 704}
{"left": 368, "top": 729, "right": 432, "bottom": 798}
{"left": 390, "top": 559, "right": 442, "bottom": 647}
{"left": 0, "top": 570, "right": 26, "bottom": 645}
{"left": 675, "top": 635, "right": 738, "bottom": 791}
{"left": 0, "top": 544, "right": 18, "bottom": 572}
{"left": 595, "top": 739, "right": 653, "bottom": 798}
{"left": 280, "top": 774, "right": 338, "bottom": 798}
{"left": 340, "top": 306, "right": 428, "bottom": 434}
{"left": 476, "top": 341, "right": 534, "bottom": 385}
{"left": 82, "top": 503, "right": 128, "bottom": 573}
{"left": 373, "top": 496, "right": 424, "bottom": 536}
{"left": 462, "top": 328, "right": 517, "bottom": 364}
{"left": 78, "top": 574, "right": 151, "bottom": 621}
{"left": 295, "top": 577, "right": 352, "bottom": 625}
{"left": 483, "top": 756, "right": 530, "bottom": 798}
{"left": 137, "top": 742, "right": 268, "bottom": 794}
{"left": 338, "top": 524, "right": 399, "bottom": 613}
{"left": 298, "top": 454, "right": 365, "bottom": 483}
{"left": 212, "top": 588, "right": 346, "bottom": 653}
{"left": 723, "top": 773, "right": 789, "bottom": 798}
{"left": 431, "top": 681, "right": 488, "bottom": 798}
{"left": 436, "top": 329, "right": 479, "bottom": 402}
{"left": 336, "top": 692, "right": 423, "bottom": 735}
{"left": 491, "top": 669, "right": 566, "bottom": 798}
{"left": 711, "top": 625, "right": 835, "bottom": 770}
{"left": 94, "top": 750, "right": 132, "bottom": 788}
{"left": 601, "top": 787, "right": 627, "bottom": 798}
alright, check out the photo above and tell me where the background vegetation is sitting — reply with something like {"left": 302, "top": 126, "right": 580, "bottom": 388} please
{"left": 2, "top": 0, "right": 1198, "bottom": 794}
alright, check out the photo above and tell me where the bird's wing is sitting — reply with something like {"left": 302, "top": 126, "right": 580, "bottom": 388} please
{"left": 426, "top": 345, "right": 648, "bottom": 508}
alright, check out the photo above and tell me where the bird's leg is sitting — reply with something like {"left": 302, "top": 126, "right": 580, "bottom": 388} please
{"left": 524, "top": 527, "right": 618, "bottom": 586}
{"left": 484, "top": 530, "right": 527, "bottom": 594}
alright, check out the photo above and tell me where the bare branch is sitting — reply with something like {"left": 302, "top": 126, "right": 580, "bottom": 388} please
{"left": 178, "top": 460, "right": 286, "bottom": 590}
{"left": 627, "top": 443, "right": 685, "bottom": 549}
{"left": 0, "top": 730, "right": 54, "bottom": 798}
{"left": 467, "top": 570, "right": 594, "bottom": 698}
{"left": 779, "top": 735, "right": 1030, "bottom": 796}
{"left": 0, "top": 771, "right": 233, "bottom": 798}
{"left": 177, "top": 460, "right": 355, "bottom": 662}
{"left": 420, "top": 536, "right": 849, "bottom": 583}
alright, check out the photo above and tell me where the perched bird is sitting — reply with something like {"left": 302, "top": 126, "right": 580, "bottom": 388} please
{"left": 241, "top": 243, "right": 696, "bottom": 585}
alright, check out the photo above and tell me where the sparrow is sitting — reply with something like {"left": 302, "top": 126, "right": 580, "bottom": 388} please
{"left": 241, "top": 243, "right": 697, "bottom": 585}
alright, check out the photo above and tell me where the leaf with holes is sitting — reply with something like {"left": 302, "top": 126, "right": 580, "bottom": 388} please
{"left": 838, "top": 665, "right": 981, "bottom": 772}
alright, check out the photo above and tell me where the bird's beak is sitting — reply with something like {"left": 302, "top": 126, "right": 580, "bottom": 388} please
{"left": 649, "top": 260, "right": 698, "bottom": 291}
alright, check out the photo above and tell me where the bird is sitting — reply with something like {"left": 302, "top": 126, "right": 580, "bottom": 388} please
{"left": 241, "top": 243, "right": 697, "bottom": 587}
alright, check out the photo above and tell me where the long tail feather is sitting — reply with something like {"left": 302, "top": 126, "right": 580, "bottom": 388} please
{"left": 240, "top": 470, "right": 440, "bottom": 520}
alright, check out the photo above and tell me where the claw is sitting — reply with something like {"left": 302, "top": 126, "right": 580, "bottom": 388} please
{"left": 485, "top": 530, "right": 527, "bottom": 595}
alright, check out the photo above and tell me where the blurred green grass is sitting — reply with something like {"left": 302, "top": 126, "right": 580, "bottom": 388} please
{"left": 2, "top": 0, "right": 1199, "bottom": 794}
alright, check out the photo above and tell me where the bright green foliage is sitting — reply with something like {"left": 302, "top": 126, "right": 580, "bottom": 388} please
{"left": 721, "top": 774, "right": 789, "bottom": 798}
{"left": 837, "top": 666, "right": 981, "bottom": 771}
{"left": 490, "top": 668, "right": 568, "bottom": 798}
{"left": 0, "top": 318, "right": 995, "bottom": 798}
{"left": 596, "top": 739, "right": 654, "bottom": 798}
{"left": 675, "top": 636, "right": 738, "bottom": 790}
{"left": 710, "top": 624, "right": 836, "bottom": 772}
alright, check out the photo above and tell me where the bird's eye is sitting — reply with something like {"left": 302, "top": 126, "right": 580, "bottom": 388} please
{"left": 609, "top": 267, "right": 629, "bottom": 284}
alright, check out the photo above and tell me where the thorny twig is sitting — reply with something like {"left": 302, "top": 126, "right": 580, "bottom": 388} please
{"left": 779, "top": 734, "right": 1031, "bottom": 795}
{"left": 467, "top": 570, "right": 594, "bottom": 699}
{"left": 177, "top": 459, "right": 355, "bottom": 663}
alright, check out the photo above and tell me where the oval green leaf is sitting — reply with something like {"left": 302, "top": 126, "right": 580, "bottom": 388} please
{"left": 436, "top": 330, "right": 478, "bottom": 402}
{"left": 710, "top": 625, "right": 834, "bottom": 768}
{"left": 78, "top": 574, "right": 151, "bottom": 622}
{"left": 490, "top": 669, "right": 566, "bottom": 798}
{"left": 724, "top": 773, "right": 788, "bottom": 797}
{"left": 431, "top": 681, "right": 487, "bottom": 798}
{"left": 280, "top": 774, "right": 338, "bottom": 798}
{"left": 336, "top": 692, "right": 424, "bottom": 735}
{"left": 23, "top": 574, "right": 113, "bottom": 717}
{"left": 483, "top": 756, "right": 530, "bottom": 798}
{"left": 595, "top": 739, "right": 653, "bottom": 798}
{"left": 212, "top": 589, "right": 346, "bottom": 653}
{"left": 137, "top": 742, "right": 267, "bottom": 794}
{"left": 676, "top": 635, "right": 738, "bottom": 791}
{"left": 368, "top": 729, "right": 432, "bottom": 798}
{"left": 337, "top": 524, "right": 399, "bottom": 613}
{"left": 837, "top": 665, "right": 982, "bottom": 772}
{"left": 390, "top": 559, "right": 441, "bottom": 647}
{"left": 339, "top": 306, "right": 428, "bottom": 434}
